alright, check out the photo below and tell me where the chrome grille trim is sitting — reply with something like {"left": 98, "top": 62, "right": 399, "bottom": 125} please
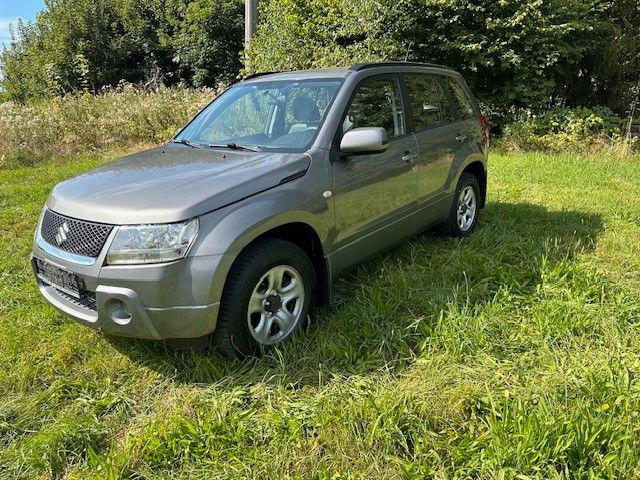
{"left": 36, "top": 230, "right": 96, "bottom": 265}
{"left": 40, "top": 210, "right": 113, "bottom": 258}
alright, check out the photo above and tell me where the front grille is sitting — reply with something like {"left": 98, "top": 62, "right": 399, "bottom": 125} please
{"left": 41, "top": 210, "right": 113, "bottom": 258}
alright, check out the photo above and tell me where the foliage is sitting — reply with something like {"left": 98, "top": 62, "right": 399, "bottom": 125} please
{"left": 249, "top": 0, "right": 640, "bottom": 127}
{"left": 1, "top": 0, "right": 638, "bottom": 126}
{"left": 0, "top": 86, "right": 216, "bottom": 167}
{"left": 501, "top": 107, "right": 632, "bottom": 152}
{"left": 170, "top": 0, "right": 244, "bottom": 88}
{"left": 0, "top": 0, "right": 243, "bottom": 102}
{"left": 561, "top": 0, "right": 640, "bottom": 114}
{"left": 2, "top": 150, "right": 640, "bottom": 477}
{"left": 1, "top": 86, "right": 634, "bottom": 168}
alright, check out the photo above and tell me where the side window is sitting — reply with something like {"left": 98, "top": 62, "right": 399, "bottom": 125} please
{"left": 444, "top": 77, "right": 475, "bottom": 120}
{"left": 406, "top": 74, "right": 446, "bottom": 132}
{"left": 343, "top": 76, "right": 405, "bottom": 139}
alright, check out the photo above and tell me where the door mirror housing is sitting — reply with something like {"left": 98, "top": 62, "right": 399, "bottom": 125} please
{"left": 340, "top": 127, "right": 389, "bottom": 154}
{"left": 422, "top": 104, "right": 440, "bottom": 115}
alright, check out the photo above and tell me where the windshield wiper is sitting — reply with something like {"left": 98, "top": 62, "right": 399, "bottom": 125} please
{"left": 172, "top": 138, "right": 202, "bottom": 149}
{"left": 208, "top": 143, "right": 262, "bottom": 152}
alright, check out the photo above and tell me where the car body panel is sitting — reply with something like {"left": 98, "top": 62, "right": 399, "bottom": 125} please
{"left": 412, "top": 122, "right": 459, "bottom": 204}
{"left": 331, "top": 133, "right": 419, "bottom": 270}
{"left": 32, "top": 63, "right": 488, "bottom": 340}
{"left": 47, "top": 145, "right": 311, "bottom": 224}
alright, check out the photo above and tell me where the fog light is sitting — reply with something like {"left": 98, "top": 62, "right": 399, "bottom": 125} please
{"left": 106, "top": 299, "right": 132, "bottom": 325}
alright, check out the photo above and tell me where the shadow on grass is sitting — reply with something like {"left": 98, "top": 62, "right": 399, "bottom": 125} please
{"left": 107, "top": 202, "right": 604, "bottom": 386}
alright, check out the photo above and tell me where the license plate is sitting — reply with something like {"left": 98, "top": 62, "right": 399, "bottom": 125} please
{"left": 34, "top": 258, "right": 86, "bottom": 298}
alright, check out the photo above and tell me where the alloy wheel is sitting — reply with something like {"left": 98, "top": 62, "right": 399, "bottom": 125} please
{"left": 456, "top": 185, "right": 477, "bottom": 232}
{"left": 247, "top": 265, "right": 305, "bottom": 345}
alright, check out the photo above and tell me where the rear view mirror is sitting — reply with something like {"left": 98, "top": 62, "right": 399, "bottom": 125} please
{"left": 340, "top": 127, "right": 389, "bottom": 154}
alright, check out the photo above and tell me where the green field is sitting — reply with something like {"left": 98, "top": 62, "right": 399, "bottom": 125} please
{"left": 1, "top": 150, "right": 640, "bottom": 479}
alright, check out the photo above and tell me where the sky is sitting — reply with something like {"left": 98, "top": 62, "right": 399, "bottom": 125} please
{"left": 0, "top": 0, "right": 45, "bottom": 48}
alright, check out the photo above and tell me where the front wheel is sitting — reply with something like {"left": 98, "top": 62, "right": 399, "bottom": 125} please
{"left": 437, "top": 172, "right": 481, "bottom": 237}
{"left": 214, "top": 238, "right": 315, "bottom": 358}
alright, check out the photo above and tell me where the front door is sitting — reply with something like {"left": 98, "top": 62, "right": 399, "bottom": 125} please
{"left": 332, "top": 75, "right": 419, "bottom": 271}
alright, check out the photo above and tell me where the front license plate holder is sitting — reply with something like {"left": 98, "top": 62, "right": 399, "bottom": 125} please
{"left": 33, "top": 258, "right": 86, "bottom": 298}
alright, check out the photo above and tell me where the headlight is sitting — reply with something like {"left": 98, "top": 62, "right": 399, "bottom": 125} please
{"left": 107, "top": 219, "right": 199, "bottom": 265}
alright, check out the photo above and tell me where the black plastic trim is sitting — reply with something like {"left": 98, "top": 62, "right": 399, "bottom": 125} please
{"left": 349, "top": 61, "right": 450, "bottom": 72}
{"left": 243, "top": 71, "right": 281, "bottom": 81}
{"left": 278, "top": 169, "right": 308, "bottom": 185}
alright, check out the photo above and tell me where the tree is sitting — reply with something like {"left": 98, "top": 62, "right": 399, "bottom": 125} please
{"left": 0, "top": 0, "right": 245, "bottom": 101}
{"left": 248, "top": 0, "right": 638, "bottom": 125}
{"left": 170, "top": 0, "right": 244, "bottom": 87}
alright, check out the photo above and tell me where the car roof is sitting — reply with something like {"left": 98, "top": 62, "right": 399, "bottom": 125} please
{"left": 241, "top": 62, "right": 455, "bottom": 83}
{"left": 242, "top": 68, "right": 351, "bottom": 82}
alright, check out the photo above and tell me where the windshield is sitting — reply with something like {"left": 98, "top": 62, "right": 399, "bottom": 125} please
{"left": 176, "top": 79, "right": 342, "bottom": 151}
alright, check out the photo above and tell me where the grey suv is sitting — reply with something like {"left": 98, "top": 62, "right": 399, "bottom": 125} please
{"left": 32, "top": 62, "right": 489, "bottom": 357}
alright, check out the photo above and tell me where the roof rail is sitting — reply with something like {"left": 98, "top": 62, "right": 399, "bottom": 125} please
{"left": 349, "top": 61, "right": 450, "bottom": 71}
{"left": 243, "top": 71, "right": 280, "bottom": 81}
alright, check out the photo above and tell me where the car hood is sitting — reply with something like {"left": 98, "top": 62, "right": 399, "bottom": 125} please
{"left": 47, "top": 145, "right": 311, "bottom": 224}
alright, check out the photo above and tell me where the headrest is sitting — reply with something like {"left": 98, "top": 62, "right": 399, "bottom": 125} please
{"left": 292, "top": 97, "right": 320, "bottom": 123}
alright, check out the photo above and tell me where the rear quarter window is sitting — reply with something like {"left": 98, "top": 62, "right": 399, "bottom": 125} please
{"left": 443, "top": 76, "right": 475, "bottom": 121}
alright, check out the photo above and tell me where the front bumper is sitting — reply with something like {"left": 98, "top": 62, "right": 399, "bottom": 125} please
{"left": 32, "top": 232, "right": 223, "bottom": 340}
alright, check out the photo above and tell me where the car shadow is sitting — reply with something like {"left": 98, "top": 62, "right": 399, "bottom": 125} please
{"left": 107, "top": 201, "right": 604, "bottom": 387}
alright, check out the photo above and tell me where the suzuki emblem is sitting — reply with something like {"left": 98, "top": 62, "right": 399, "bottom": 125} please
{"left": 55, "top": 222, "right": 70, "bottom": 246}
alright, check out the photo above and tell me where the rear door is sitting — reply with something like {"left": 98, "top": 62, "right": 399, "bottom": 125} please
{"left": 332, "top": 74, "right": 419, "bottom": 270}
{"left": 404, "top": 73, "right": 454, "bottom": 202}
{"left": 441, "top": 74, "right": 483, "bottom": 150}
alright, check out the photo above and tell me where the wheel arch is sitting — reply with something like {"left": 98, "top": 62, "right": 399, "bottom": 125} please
{"left": 248, "top": 222, "right": 330, "bottom": 307}
{"left": 461, "top": 160, "right": 487, "bottom": 208}
{"left": 199, "top": 208, "right": 332, "bottom": 310}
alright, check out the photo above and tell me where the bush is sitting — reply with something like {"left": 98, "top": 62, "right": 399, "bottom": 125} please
{"left": 0, "top": 86, "right": 218, "bottom": 167}
{"left": 501, "top": 107, "right": 630, "bottom": 153}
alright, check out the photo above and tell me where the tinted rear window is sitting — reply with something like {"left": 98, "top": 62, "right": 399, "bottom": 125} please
{"left": 405, "top": 73, "right": 447, "bottom": 132}
{"left": 444, "top": 77, "right": 475, "bottom": 120}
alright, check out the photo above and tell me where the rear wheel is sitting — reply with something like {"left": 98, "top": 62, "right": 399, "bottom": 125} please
{"left": 437, "top": 172, "right": 481, "bottom": 237}
{"left": 214, "top": 238, "right": 315, "bottom": 358}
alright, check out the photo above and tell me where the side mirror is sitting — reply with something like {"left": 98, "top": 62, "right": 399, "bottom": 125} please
{"left": 423, "top": 104, "right": 440, "bottom": 115}
{"left": 340, "top": 127, "right": 389, "bottom": 154}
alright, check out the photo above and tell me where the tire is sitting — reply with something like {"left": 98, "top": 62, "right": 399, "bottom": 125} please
{"left": 437, "top": 172, "right": 481, "bottom": 238}
{"left": 214, "top": 238, "right": 315, "bottom": 358}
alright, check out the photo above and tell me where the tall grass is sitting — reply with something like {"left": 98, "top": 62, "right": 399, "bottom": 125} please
{"left": 2, "top": 88, "right": 640, "bottom": 477}
{"left": 498, "top": 106, "right": 638, "bottom": 157}
{"left": 0, "top": 86, "right": 217, "bottom": 167}
{"left": 3, "top": 89, "right": 639, "bottom": 168}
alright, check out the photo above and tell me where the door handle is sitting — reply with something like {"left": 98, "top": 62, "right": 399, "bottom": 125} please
{"left": 402, "top": 152, "right": 417, "bottom": 163}
{"left": 455, "top": 133, "right": 468, "bottom": 142}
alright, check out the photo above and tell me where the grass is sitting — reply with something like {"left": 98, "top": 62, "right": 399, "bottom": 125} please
{"left": 1, "top": 148, "right": 640, "bottom": 478}
{"left": 0, "top": 88, "right": 214, "bottom": 167}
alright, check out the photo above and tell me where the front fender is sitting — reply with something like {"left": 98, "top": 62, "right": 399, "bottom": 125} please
{"left": 188, "top": 177, "right": 334, "bottom": 305}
